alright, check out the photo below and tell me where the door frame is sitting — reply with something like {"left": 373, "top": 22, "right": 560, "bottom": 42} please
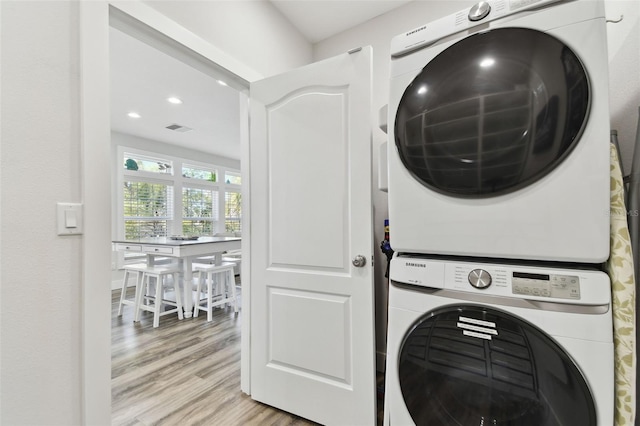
{"left": 79, "top": 2, "right": 258, "bottom": 423}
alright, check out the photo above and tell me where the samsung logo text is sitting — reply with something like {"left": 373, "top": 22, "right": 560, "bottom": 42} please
{"left": 406, "top": 26, "right": 427, "bottom": 36}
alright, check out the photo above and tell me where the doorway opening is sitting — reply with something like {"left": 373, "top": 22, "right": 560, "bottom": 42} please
{"left": 107, "top": 5, "right": 256, "bottom": 422}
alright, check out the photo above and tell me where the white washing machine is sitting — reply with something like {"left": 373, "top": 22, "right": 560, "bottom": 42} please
{"left": 387, "top": 0, "right": 611, "bottom": 263}
{"left": 383, "top": 255, "right": 614, "bottom": 425}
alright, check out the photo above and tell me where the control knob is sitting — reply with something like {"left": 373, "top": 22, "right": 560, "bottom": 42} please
{"left": 468, "top": 269, "right": 492, "bottom": 289}
{"left": 468, "top": 1, "right": 491, "bottom": 21}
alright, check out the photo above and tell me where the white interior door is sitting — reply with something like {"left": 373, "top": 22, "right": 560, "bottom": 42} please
{"left": 249, "top": 47, "right": 375, "bottom": 425}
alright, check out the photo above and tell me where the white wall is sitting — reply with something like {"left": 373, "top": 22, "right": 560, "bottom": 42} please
{"left": 1, "top": 1, "right": 84, "bottom": 424}
{"left": 142, "top": 0, "right": 314, "bottom": 79}
{"left": 0, "top": 1, "right": 312, "bottom": 424}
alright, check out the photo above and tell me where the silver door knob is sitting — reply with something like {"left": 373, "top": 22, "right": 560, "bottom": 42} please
{"left": 352, "top": 255, "right": 367, "bottom": 268}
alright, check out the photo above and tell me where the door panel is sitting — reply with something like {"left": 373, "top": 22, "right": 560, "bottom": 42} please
{"left": 268, "top": 87, "right": 348, "bottom": 271}
{"left": 250, "top": 47, "right": 375, "bottom": 425}
{"left": 269, "top": 288, "right": 351, "bottom": 383}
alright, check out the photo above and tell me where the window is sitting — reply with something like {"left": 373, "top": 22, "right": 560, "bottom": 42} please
{"left": 183, "top": 164, "right": 218, "bottom": 182}
{"left": 123, "top": 180, "right": 173, "bottom": 238}
{"left": 182, "top": 186, "right": 219, "bottom": 236}
{"left": 117, "top": 147, "right": 241, "bottom": 240}
{"left": 225, "top": 191, "right": 242, "bottom": 232}
{"left": 124, "top": 153, "right": 172, "bottom": 174}
{"left": 225, "top": 171, "right": 241, "bottom": 185}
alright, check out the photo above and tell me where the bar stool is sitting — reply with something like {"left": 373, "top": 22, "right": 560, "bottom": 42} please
{"left": 222, "top": 255, "right": 241, "bottom": 277}
{"left": 135, "top": 264, "right": 184, "bottom": 328}
{"left": 193, "top": 263, "right": 237, "bottom": 321}
{"left": 117, "top": 263, "right": 147, "bottom": 317}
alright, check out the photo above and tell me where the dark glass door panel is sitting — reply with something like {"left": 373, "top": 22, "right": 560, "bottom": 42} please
{"left": 398, "top": 305, "right": 596, "bottom": 425}
{"left": 395, "top": 28, "right": 589, "bottom": 197}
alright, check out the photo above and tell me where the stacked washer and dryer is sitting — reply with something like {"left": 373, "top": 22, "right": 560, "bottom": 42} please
{"left": 384, "top": 0, "right": 615, "bottom": 425}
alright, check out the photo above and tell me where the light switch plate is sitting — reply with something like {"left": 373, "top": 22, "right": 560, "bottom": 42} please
{"left": 57, "top": 202, "right": 83, "bottom": 235}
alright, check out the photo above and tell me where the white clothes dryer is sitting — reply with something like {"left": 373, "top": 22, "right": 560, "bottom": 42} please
{"left": 383, "top": 255, "right": 614, "bottom": 425}
{"left": 387, "top": 0, "right": 611, "bottom": 263}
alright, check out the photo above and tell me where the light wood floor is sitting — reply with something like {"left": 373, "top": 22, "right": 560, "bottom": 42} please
{"left": 112, "top": 285, "right": 385, "bottom": 425}
{"left": 111, "top": 285, "right": 319, "bottom": 425}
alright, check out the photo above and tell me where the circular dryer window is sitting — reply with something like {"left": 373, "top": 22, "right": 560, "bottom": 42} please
{"left": 398, "top": 305, "right": 596, "bottom": 425}
{"left": 395, "top": 28, "right": 590, "bottom": 197}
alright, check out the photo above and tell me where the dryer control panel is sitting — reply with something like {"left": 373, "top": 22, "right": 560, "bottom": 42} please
{"left": 390, "top": 0, "right": 564, "bottom": 57}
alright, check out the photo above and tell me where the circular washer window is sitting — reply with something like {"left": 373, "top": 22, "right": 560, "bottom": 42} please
{"left": 398, "top": 305, "right": 596, "bottom": 425}
{"left": 395, "top": 28, "right": 590, "bottom": 197}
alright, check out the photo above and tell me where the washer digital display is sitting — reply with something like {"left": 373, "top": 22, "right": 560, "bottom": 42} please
{"left": 512, "top": 272, "right": 580, "bottom": 299}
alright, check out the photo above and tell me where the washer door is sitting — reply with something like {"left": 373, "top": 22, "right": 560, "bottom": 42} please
{"left": 398, "top": 306, "right": 596, "bottom": 425}
{"left": 395, "top": 28, "right": 589, "bottom": 197}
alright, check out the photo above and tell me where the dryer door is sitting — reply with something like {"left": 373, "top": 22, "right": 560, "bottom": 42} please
{"left": 398, "top": 305, "right": 596, "bottom": 425}
{"left": 394, "top": 28, "right": 589, "bottom": 197}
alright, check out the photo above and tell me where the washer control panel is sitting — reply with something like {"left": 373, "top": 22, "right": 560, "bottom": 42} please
{"left": 512, "top": 272, "right": 580, "bottom": 300}
{"left": 389, "top": 256, "right": 602, "bottom": 304}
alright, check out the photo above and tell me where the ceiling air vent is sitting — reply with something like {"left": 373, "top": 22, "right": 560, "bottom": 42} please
{"left": 165, "top": 124, "right": 193, "bottom": 133}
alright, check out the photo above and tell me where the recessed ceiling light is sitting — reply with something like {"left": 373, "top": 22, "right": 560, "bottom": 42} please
{"left": 127, "top": 112, "right": 141, "bottom": 118}
{"left": 217, "top": 80, "right": 228, "bottom": 87}
{"left": 167, "top": 97, "right": 183, "bottom": 104}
